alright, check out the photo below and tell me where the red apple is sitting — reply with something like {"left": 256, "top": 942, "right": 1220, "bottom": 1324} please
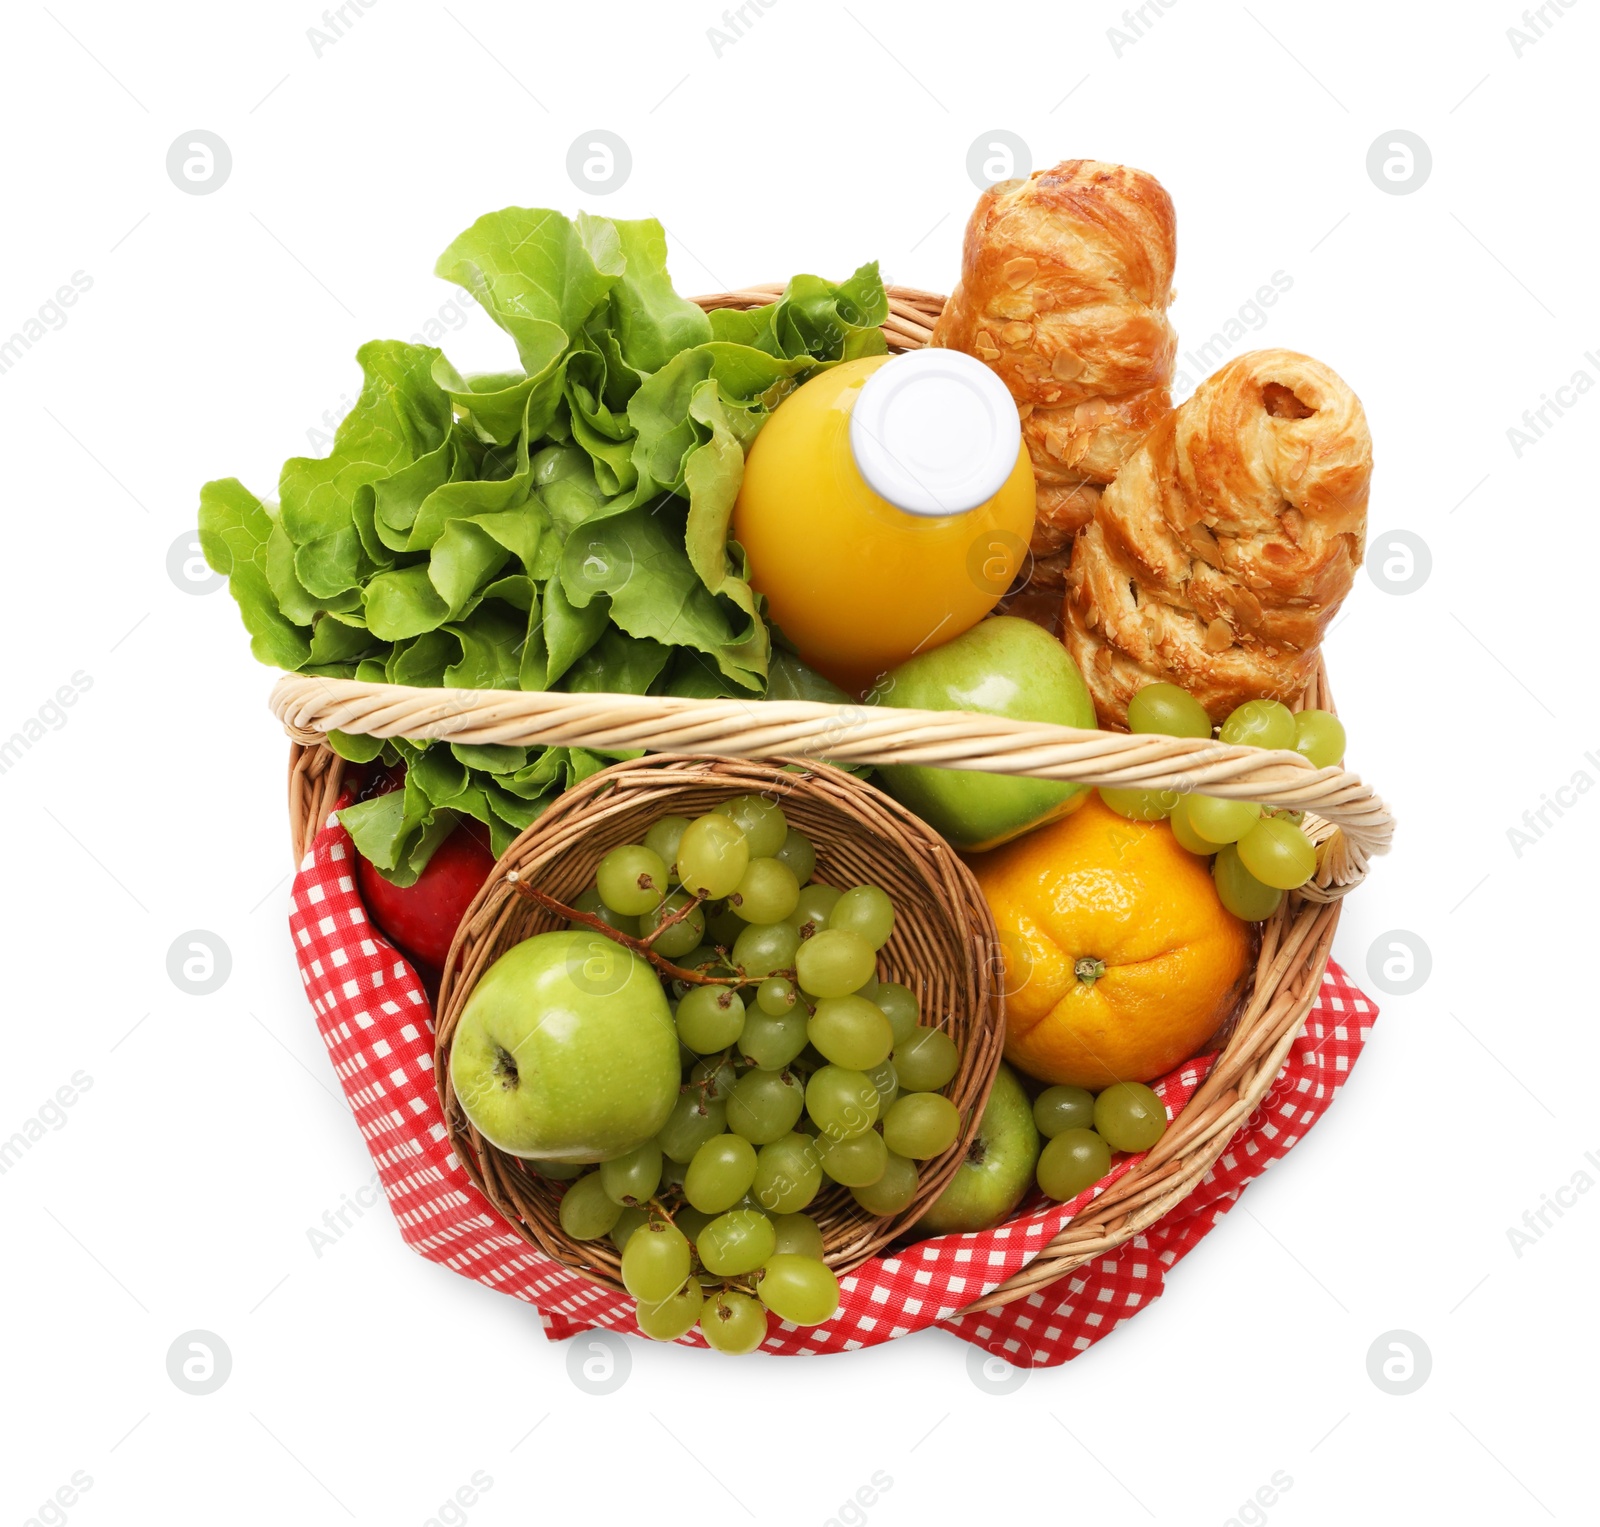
{"left": 356, "top": 819, "right": 497, "bottom": 973}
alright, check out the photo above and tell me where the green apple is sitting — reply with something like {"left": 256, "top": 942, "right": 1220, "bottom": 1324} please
{"left": 915, "top": 1062, "right": 1041, "bottom": 1234}
{"left": 876, "top": 616, "right": 1096, "bottom": 851}
{"left": 450, "top": 930, "right": 678, "bottom": 1163}
{"left": 915, "top": 1062, "right": 1036, "bottom": 1229}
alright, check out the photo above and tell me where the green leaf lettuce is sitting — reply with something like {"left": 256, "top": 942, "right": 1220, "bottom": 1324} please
{"left": 200, "top": 206, "right": 883, "bottom": 878}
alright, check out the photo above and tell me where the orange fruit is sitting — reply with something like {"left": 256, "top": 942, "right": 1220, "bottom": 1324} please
{"left": 970, "top": 795, "right": 1251, "bottom": 1088}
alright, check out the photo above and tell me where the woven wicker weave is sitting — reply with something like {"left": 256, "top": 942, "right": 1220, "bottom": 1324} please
{"left": 279, "top": 285, "right": 1391, "bottom": 1312}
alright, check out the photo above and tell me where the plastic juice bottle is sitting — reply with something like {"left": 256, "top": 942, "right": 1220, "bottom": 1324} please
{"left": 732, "top": 349, "right": 1036, "bottom": 697}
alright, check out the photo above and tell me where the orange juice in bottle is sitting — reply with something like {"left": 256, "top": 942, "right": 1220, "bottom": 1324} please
{"left": 733, "top": 349, "right": 1036, "bottom": 696}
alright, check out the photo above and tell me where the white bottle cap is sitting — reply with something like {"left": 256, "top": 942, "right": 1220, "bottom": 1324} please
{"left": 849, "top": 348, "right": 1022, "bottom": 517}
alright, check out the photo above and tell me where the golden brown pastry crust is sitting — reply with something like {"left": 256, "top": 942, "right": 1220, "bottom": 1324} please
{"left": 1021, "top": 383, "right": 1173, "bottom": 488}
{"left": 1030, "top": 481, "right": 1102, "bottom": 558}
{"left": 932, "top": 160, "right": 1177, "bottom": 414}
{"left": 933, "top": 160, "right": 1179, "bottom": 598}
{"left": 1062, "top": 348, "right": 1371, "bottom": 725}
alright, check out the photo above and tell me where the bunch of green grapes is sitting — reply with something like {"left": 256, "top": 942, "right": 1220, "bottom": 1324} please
{"left": 1031, "top": 1080, "right": 1168, "bottom": 1201}
{"left": 1097, "top": 684, "right": 1347, "bottom": 922}
{"left": 546, "top": 794, "right": 967, "bottom": 1353}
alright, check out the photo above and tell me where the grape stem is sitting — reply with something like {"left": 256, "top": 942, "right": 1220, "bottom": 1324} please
{"left": 686, "top": 1047, "right": 740, "bottom": 1100}
{"left": 639, "top": 888, "right": 709, "bottom": 948}
{"left": 503, "top": 873, "right": 745, "bottom": 987}
{"left": 646, "top": 1196, "right": 679, "bottom": 1226}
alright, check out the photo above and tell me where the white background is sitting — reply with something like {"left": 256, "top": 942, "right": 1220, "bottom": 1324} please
{"left": 1, "top": 1, "right": 1591, "bottom": 1523}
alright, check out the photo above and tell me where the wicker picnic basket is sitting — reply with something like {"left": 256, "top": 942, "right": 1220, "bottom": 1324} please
{"left": 274, "top": 285, "right": 1393, "bottom": 1317}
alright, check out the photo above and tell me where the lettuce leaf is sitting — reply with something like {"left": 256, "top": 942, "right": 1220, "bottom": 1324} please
{"left": 201, "top": 206, "right": 886, "bottom": 878}
{"left": 198, "top": 479, "right": 311, "bottom": 670}
{"left": 433, "top": 207, "right": 620, "bottom": 374}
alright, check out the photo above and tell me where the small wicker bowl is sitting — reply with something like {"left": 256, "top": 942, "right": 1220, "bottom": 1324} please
{"left": 431, "top": 754, "right": 1005, "bottom": 1290}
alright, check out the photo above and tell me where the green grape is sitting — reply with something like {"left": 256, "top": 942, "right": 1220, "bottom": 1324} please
{"left": 731, "top": 920, "right": 800, "bottom": 980}
{"left": 731, "top": 858, "right": 801, "bottom": 924}
{"left": 639, "top": 891, "right": 705, "bottom": 958}
{"left": 757, "top": 1254, "right": 840, "bottom": 1326}
{"left": 850, "top": 1150, "right": 919, "bottom": 1215}
{"left": 804, "top": 1066, "right": 883, "bottom": 1141}
{"left": 727, "top": 1068, "right": 806, "bottom": 1145}
{"left": 739, "top": 1007, "right": 810, "bottom": 1071}
{"left": 609, "top": 1206, "right": 648, "bottom": 1252}
{"left": 675, "top": 985, "right": 746, "bottom": 1054}
{"left": 818, "top": 1129, "right": 888, "bottom": 1187}
{"left": 1237, "top": 816, "right": 1318, "bottom": 890}
{"left": 635, "top": 1278, "right": 702, "bottom": 1341}
{"left": 558, "top": 1172, "right": 622, "bottom": 1240}
{"left": 697, "top": 1208, "right": 777, "bottom": 1276}
{"left": 621, "top": 1219, "right": 692, "bottom": 1302}
{"left": 600, "top": 1141, "right": 662, "bottom": 1206}
{"left": 1293, "top": 709, "right": 1346, "bottom": 770}
{"left": 529, "top": 1158, "right": 584, "bottom": 1181}
{"left": 1033, "top": 1085, "right": 1096, "bottom": 1139}
{"left": 699, "top": 1291, "right": 768, "bottom": 1354}
{"left": 795, "top": 928, "right": 877, "bottom": 999}
{"left": 756, "top": 976, "right": 798, "bottom": 1017}
{"left": 660, "top": 1154, "right": 688, "bottom": 1193}
{"left": 642, "top": 815, "right": 692, "bottom": 885}
{"left": 808, "top": 995, "right": 894, "bottom": 1070}
{"left": 772, "top": 827, "right": 817, "bottom": 886}
{"left": 1037, "top": 1128, "right": 1111, "bottom": 1200}
{"left": 689, "top": 1056, "right": 739, "bottom": 1103}
{"left": 1220, "top": 698, "right": 1296, "bottom": 751}
{"left": 787, "top": 883, "right": 841, "bottom": 939}
{"left": 596, "top": 844, "right": 668, "bottom": 917}
{"left": 829, "top": 885, "right": 895, "bottom": 950}
{"left": 751, "top": 1133, "right": 823, "bottom": 1214}
{"left": 674, "top": 1206, "right": 713, "bottom": 1245}
{"left": 715, "top": 794, "right": 788, "bottom": 858}
{"left": 703, "top": 899, "right": 748, "bottom": 950}
{"left": 684, "top": 1134, "right": 758, "bottom": 1214}
{"left": 677, "top": 814, "right": 750, "bottom": 899}
{"left": 1213, "top": 843, "right": 1284, "bottom": 922}
{"left": 865, "top": 1059, "right": 899, "bottom": 1115}
{"left": 1098, "top": 786, "right": 1179, "bottom": 822}
{"left": 881, "top": 1092, "right": 961, "bottom": 1159}
{"left": 656, "top": 1092, "right": 728, "bottom": 1163}
{"left": 1168, "top": 800, "right": 1215, "bottom": 856}
{"left": 770, "top": 1212, "right": 824, "bottom": 1259}
{"left": 1178, "top": 792, "right": 1262, "bottom": 845}
{"left": 875, "top": 983, "right": 919, "bottom": 1045}
{"left": 1094, "top": 1082, "right": 1167, "bottom": 1152}
{"left": 852, "top": 974, "right": 881, "bottom": 1004}
{"left": 1127, "top": 682, "right": 1212, "bottom": 739}
{"left": 893, "top": 1026, "right": 960, "bottom": 1092}
{"left": 570, "top": 886, "right": 640, "bottom": 939}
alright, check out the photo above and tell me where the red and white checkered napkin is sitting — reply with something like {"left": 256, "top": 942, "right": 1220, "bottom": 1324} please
{"left": 290, "top": 813, "right": 1377, "bottom": 1367}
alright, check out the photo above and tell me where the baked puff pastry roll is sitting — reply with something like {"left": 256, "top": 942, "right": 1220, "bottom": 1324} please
{"left": 1063, "top": 348, "right": 1371, "bottom": 725}
{"left": 932, "top": 158, "right": 1178, "bottom": 553}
